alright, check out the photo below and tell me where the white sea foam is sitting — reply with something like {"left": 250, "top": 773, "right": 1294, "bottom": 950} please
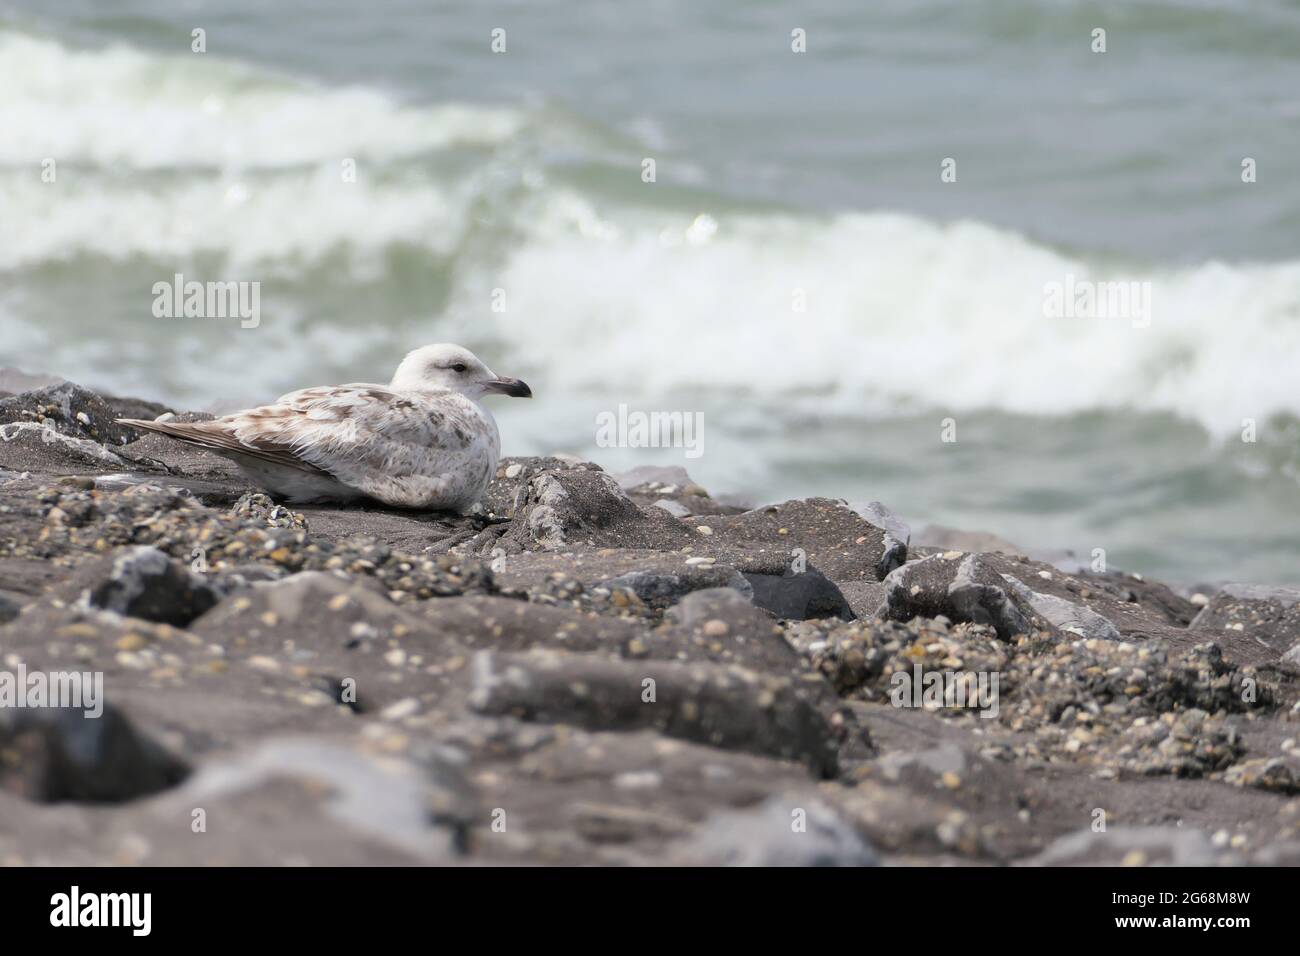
{"left": 0, "top": 30, "right": 535, "bottom": 271}
{"left": 0, "top": 31, "right": 523, "bottom": 169}
{"left": 0, "top": 168, "right": 472, "bottom": 272}
{"left": 454, "top": 196, "right": 1300, "bottom": 438}
{"left": 4, "top": 29, "right": 1299, "bottom": 440}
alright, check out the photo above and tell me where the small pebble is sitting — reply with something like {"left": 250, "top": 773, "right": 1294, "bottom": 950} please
{"left": 380, "top": 698, "right": 420, "bottom": 721}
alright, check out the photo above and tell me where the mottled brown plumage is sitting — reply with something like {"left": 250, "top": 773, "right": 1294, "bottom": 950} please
{"left": 118, "top": 345, "right": 531, "bottom": 511}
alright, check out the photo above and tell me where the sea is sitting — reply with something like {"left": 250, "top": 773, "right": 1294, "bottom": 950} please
{"left": 3, "top": 0, "right": 1299, "bottom": 584}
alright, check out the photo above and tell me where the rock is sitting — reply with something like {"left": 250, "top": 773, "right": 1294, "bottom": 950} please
{"left": 835, "top": 580, "right": 891, "bottom": 619}
{"left": 183, "top": 737, "right": 477, "bottom": 860}
{"left": 0, "top": 381, "right": 163, "bottom": 448}
{"left": 504, "top": 470, "right": 692, "bottom": 551}
{"left": 879, "top": 553, "right": 1042, "bottom": 640}
{"left": 73, "top": 545, "right": 223, "bottom": 627}
{"left": 0, "top": 590, "right": 22, "bottom": 624}
{"left": 0, "top": 598, "right": 385, "bottom": 755}
{"left": 1224, "top": 754, "right": 1300, "bottom": 794}
{"left": 654, "top": 588, "right": 873, "bottom": 766}
{"left": 490, "top": 549, "right": 753, "bottom": 613}
{"left": 290, "top": 502, "right": 465, "bottom": 554}
{"left": 873, "top": 741, "right": 970, "bottom": 782}
{"left": 852, "top": 500, "right": 911, "bottom": 576}
{"left": 1026, "top": 825, "right": 1234, "bottom": 867}
{"left": 670, "top": 795, "right": 878, "bottom": 866}
{"left": 828, "top": 776, "right": 989, "bottom": 859}
{"left": 193, "top": 570, "right": 403, "bottom": 633}
{"left": 743, "top": 567, "right": 854, "bottom": 621}
{"left": 999, "top": 573, "right": 1121, "bottom": 641}
{"left": 615, "top": 466, "right": 743, "bottom": 518}
{"left": 568, "top": 802, "right": 691, "bottom": 844}
{"left": 613, "top": 465, "right": 697, "bottom": 491}
{"left": 406, "top": 593, "right": 645, "bottom": 655}
{"left": 468, "top": 650, "right": 839, "bottom": 777}
{"left": 0, "top": 736, "right": 475, "bottom": 864}
{"left": 1247, "top": 841, "right": 1300, "bottom": 866}
{"left": 604, "top": 566, "right": 749, "bottom": 608}
{"left": 4, "top": 376, "right": 1300, "bottom": 867}
{"left": 482, "top": 456, "right": 604, "bottom": 520}
{"left": 0, "top": 558, "right": 62, "bottom": 599}
{"left": 790, "top": 606, "right": 1274, "bottom": 779}
{"left": 0, "top": 704, "right": 189, "bottom": 804}
{"left": 1071, "top": 569, "right": 1202, "bottom": 628}
{"left": 6, "top": 481, "right": 495, "bottom": 604}
{"left": 654, "top": 588, "right": 793, "bottom": 671}
{"left": 188, "top": 571, "right": 473, "bottom": 707}
{"left": 663, "top": 587, "right": 769, "bottom": 633}
{"left": 0, "top": 419, "right": 129, "bottom": 474}
{"left": 875, "top": 550, "right": 1273, "bottom": 664}
{"left": 1191, "top": 584, "right": 1300, "bottom": 655}
{"left": 697, "top": 497, "right": 902, "bottom": 585}
{"left": 432, "top": 725, "right": 818, "bottom": 864}
{"left": 231, "top": 492, "right": 308, "bottom": 529}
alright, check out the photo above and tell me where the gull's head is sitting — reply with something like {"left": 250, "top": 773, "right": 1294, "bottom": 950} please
{"left": 390, "top": 344, "right": 532, "bottom": 400}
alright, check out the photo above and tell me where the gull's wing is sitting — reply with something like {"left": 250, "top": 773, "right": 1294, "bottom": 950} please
{"left": 119, "top": 384, "right": 498, "bottom": 506}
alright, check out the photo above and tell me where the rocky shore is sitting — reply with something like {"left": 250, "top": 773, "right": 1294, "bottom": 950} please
{"left": 1, "top": 378, "right": 1297, "bottom": 865}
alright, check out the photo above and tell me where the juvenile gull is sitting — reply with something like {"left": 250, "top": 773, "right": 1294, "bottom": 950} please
{"left": 117, "top": 344, "right": 531, "bottom": 511}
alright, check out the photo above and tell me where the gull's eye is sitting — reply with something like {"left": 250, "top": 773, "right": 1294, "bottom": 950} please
{"left": 450, "top": 363, "right": 467, "bottom": 373}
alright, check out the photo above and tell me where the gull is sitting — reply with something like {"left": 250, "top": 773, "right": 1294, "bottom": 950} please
{"left": 117, "top": 344, "right": 531, "bottom": 511}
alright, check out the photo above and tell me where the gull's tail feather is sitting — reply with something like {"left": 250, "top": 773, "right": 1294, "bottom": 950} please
{"left": 116, "top": 417, "right": 327, "bottom": 474}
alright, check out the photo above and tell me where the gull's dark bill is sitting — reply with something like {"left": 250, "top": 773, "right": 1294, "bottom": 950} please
{"left": 484, "top": 377, "right": 532, "bottom": 398}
